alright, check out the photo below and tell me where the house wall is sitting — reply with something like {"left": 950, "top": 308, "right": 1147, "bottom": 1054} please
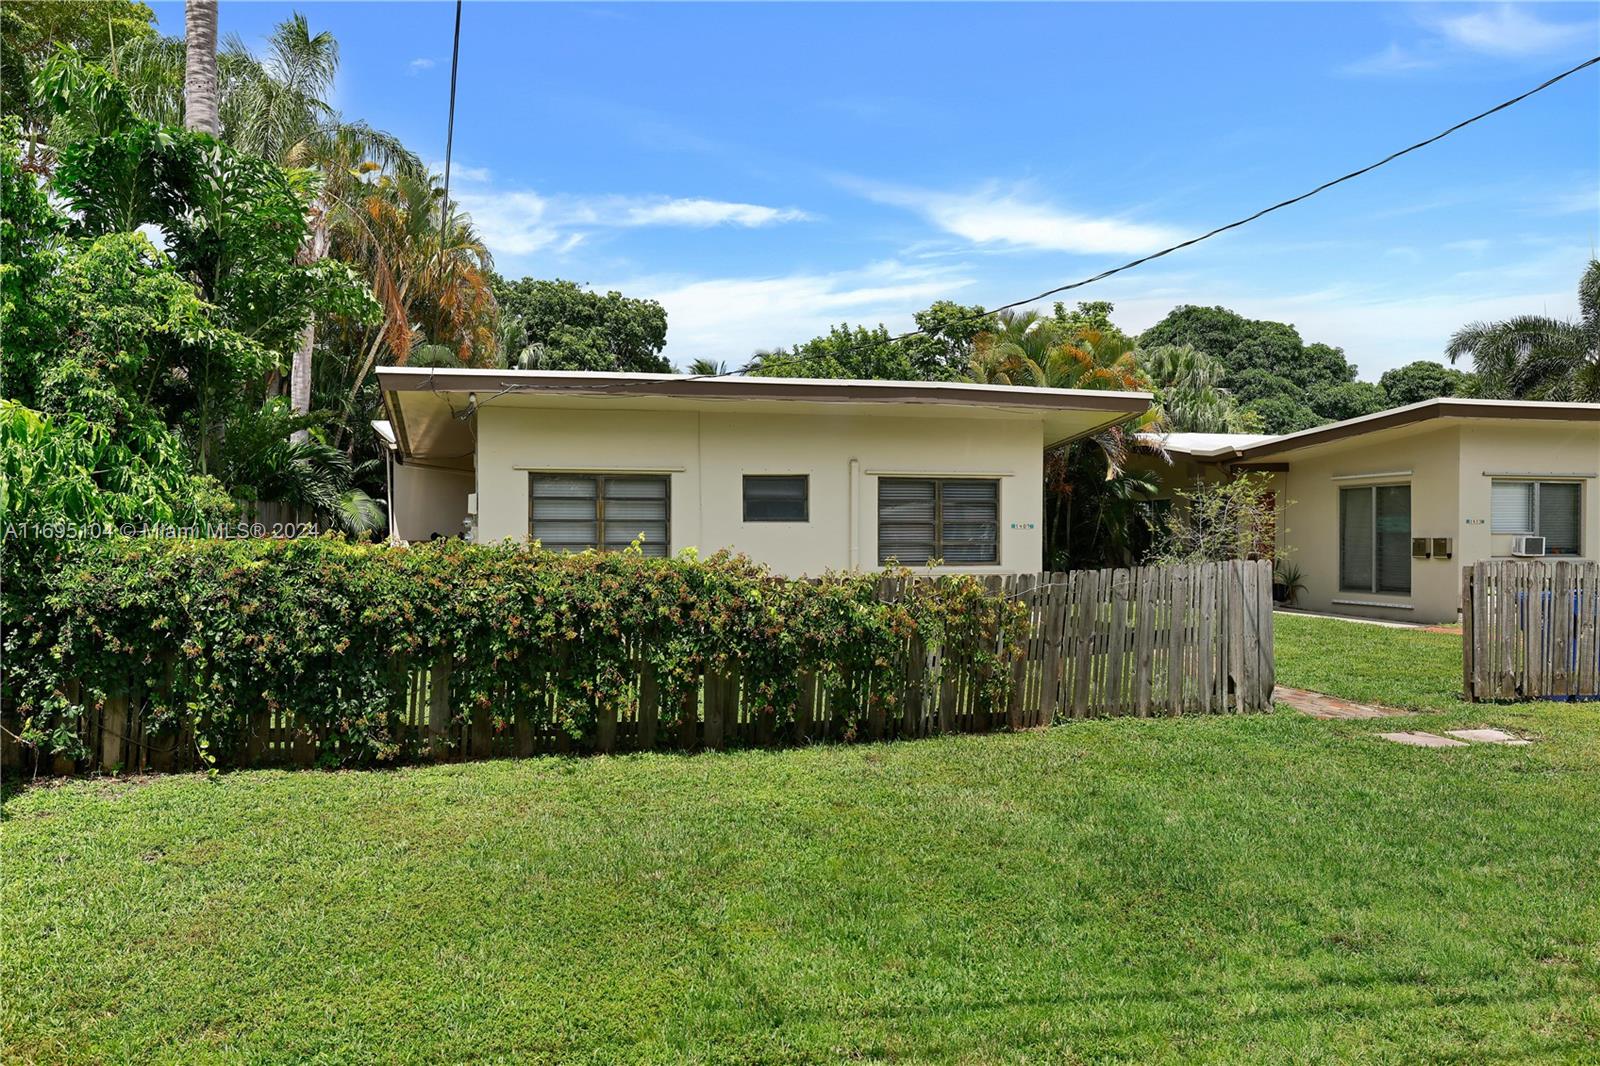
{"left": 390, "top": 460, "right": 473, "bottom": 542}
{"left": 1455, "top": 421, "right": 1600, "bottom": 564}
{"left": 469, "top": 405, "right": 1046, "bottom": 575}
{"left": 1278, "top": 420, "right": 1599, "bottom": 624}
{"left": 1281, "top": 426, "right": 1461, "bottom": 622}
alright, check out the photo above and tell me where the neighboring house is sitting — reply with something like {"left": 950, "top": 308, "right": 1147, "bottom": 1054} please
{"left": 374, "top": 368, "right": 1150, "bottom": 574}
{"left": 1139, "top": 398, "right": 1600, "bottom": 623}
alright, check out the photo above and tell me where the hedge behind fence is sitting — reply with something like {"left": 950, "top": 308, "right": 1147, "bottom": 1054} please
{"left": 3, "top": 538, "right": 1025, "bottom": 770}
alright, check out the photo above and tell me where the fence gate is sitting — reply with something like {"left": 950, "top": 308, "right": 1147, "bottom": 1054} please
{"left": 1462, "top": 560, "right": 1600, "bottom": 702}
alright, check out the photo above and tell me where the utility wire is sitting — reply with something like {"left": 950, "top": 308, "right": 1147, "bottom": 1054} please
{"left": 618, "top": 52, "right": 1600, "bottom": 391}
{"left": 438, "top": 0, "right": 464, "bottom": 245}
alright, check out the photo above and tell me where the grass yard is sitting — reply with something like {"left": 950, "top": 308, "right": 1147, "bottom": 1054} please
{"left": 4, "top": 616, "right": 1598, "bottom": 1064}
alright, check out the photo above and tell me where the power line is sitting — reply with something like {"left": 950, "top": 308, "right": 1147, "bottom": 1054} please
{"left": 647, "top": 52, "right": 1600, "bottom": 389}
{"left": 437, "top": 51, "right": 1598, "bottom": 416}
{"left": 438, "top": 0, "right": 464, "bottom": 243}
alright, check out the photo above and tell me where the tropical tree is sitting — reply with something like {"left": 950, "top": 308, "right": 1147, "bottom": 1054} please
{"left": 685, "top": 358, "right": 729, "bottom": 376}
{"left": 1, "top": 0, "right": 155, "bottom": 166}
{"left": 1027, "top": 324, "right": 1166, "bottom": 567}
{"left": 751, "top": 300, "right": 986, "bottom": 382}
{"left": 492, "top": 277, "right": 670, "bottom": 372}
{"left": 7, "top": 60, "right": 384, "bottom": 532}
{"left": 103, "top": 14, "right": 423, "bottom": 433}
{"left": 182, "top": 0, "right": 218, "bottom": 135}
{"left": 1138, "top": 304, "right": 1367, "bottom": 428}
{"left": 1140, "top": 343, "right": 1249, "bottom": 433}
{"left": 1446, "top": 259, "right": 1600, "bottom": 403}
{"left": 1378, "top": 360, "right": 1473, "bottom": 407}
{"left": 967, "top": 310, "right": 1054, "bottom": 386}
{"left": 322, "top": 169, "right": 497, "bottom": 450}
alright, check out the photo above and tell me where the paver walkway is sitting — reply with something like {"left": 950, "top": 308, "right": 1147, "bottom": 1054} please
{"left": 1274, "top": 686, "right": 1534, "bottom": 747}
{"left": 1273, "top": 685, "right": 1411, "bottom": 720}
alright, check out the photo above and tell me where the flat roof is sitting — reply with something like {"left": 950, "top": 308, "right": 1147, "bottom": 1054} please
{"left": 377, "top": 367, "right": 1153, "bottom": 461}
{"left": 1139, "top": 431, "right": 1277, "bottom": 455}
{"left": 1147, "top": 398, "right": 1600, "bottom": 463}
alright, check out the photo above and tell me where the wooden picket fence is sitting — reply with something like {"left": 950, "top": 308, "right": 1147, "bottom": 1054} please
{"left": 5, "top": 560, "right": 1275, "bottom": 775}
{"left": 1462, "top": 560, "right": 1600, "bottom": 702}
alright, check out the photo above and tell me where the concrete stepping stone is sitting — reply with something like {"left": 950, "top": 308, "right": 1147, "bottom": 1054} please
{"left": 1377, "top": 731, "right": 1468, "bottom": 748}
{"left": 1445, "top": 728, "right": 1532, "bottom": 746}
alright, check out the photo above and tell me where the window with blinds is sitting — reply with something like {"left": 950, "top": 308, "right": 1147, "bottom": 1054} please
{"left": 529, "top": 474, "right": 669, "bottom": 557}
{"left": 877, "top": 478, "right": 998, "bottom": 566}
{"left": 1339, "top": 484, "right": 1410, "bottom": 594}
{"left": 743, "top": 475, "right": 808, "bottom": 522}
{"left": 1492, "top": 480, "right": 1582, "bottom": 556}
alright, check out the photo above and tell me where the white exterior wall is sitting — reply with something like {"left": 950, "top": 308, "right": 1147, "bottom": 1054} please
{"left": 1280, "top": 421, "right": 1599, "bottom": 623}
{"left": 471, "top": 405, "right": 1045, "bottom": 575}
{"left": 1281, "top": 426, "right": 1462, "bottom": 622}
{"left": 1456, "top": 422, "right": 1600, "bottom": 565}
{"left": 390, "top": 461, "right": 473, "bottom": 542}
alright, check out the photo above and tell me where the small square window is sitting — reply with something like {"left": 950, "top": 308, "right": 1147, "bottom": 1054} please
{"left": 743, "top": 475, "right": 808, "bottom": 522}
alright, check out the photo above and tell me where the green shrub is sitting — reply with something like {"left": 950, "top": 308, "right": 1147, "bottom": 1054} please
{"left": 4, "top": 537, "right": 1024, "bottom": 767}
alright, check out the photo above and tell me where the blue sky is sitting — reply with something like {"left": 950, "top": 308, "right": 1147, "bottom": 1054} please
{"left": 151, "top": 2, "right": 1599, "bottom": 376}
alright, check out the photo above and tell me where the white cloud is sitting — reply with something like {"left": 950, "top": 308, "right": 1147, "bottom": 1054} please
{"left": 1344, "top": 4, "right": 1597, "bottom": 75}
{"left": 1340, "top": 42, "right": 1439, "bottom": 76}
{"left": 429, "top": 161, "right": 494, "bottom": 183}
{"left": 602, "top": 261, "right": 976, "bottom": 366}
{"left": 1077, "top": 254, "right": 1585, "bottom": 379}
{"left": 619, "top": 198, "right": 808, "bottom": 228}
{"left": 851, "top": 180, "right": 1181, "bottom": 255}
{"left": 407, "top": 58, "right": 435, "bottom": 75}
{"left": 446, "top": 169, "right": 810, "bottom": 263}
{"left": 1430, "top": 4, "right": 1591, "bottom": 57}
{"left": 455, "top": 190, "right": 563, "bottom": 257}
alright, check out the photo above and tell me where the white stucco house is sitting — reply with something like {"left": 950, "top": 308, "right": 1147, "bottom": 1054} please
{"left": 1138, "top": 398, "right": 1600, "bottom": 623}
{"left": 374, "top": 368, "right": 1152, "bottom": 575}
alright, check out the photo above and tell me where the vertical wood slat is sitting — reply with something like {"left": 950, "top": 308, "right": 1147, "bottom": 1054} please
{"left": 1462, "top": 565, "right": 1476, "bottom": 701}
{"left": 1461, "top": 560, "right": 1600, "bottom": 703}
{"left": 100, "top": 692, "right": 128, "bottom": 771}
{"left": 1133, "top": 568, "right": 1155, "bottom": 717}
{"left": 1581, "top": 565, "right": 1598, "bottom": 698}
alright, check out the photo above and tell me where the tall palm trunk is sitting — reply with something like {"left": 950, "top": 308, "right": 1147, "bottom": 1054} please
{"left": 289, "top": 213, "right": 332, "bottom": 442}
{"left": 183, "top": 0, "right": 220, "bottom": 136}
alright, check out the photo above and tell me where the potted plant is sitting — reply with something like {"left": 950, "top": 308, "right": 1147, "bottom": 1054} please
{"left": 1273, "top": 560, "right": 1306, "bottom": 607}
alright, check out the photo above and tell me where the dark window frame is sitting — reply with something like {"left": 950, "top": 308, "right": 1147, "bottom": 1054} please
{"left": 742, "top": 474, "right": 810, "bottom": 523}
{"left": 1338, "top": 483, "right": 1411, "bottom": 595}
{"left": 877, "top": 477, "right": 1000, "bottom": 567}
{"left": 1491, "top": 478, "right": 1583, "bottom": 556}
{"left": 528, "top": 473, "right": 671, "bottom": 556}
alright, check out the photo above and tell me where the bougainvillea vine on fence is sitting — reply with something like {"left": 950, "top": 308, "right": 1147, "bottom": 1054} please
{"left": 3, "top": 536, "right": 1026, "bottom": 769}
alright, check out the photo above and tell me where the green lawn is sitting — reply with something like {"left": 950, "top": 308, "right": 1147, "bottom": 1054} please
{"left": 5, "top": 616, "right": 1598, "bottom": 1064}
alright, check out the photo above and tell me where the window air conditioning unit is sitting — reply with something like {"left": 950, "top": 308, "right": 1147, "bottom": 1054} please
{"left": 1511, "top": 535, "right": 1546, "bottom": 557}
{"left": 1431, "top": 537, "right": 1453, "bottom": 560}
{"left": 1411, "top": 537, "right": 1431, "bottom": 559}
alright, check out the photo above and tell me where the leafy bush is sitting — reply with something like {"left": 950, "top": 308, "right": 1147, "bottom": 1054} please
{"left": 4, "top": 538, "right": 1025, "bottom": 767}
{"left": 1152, "top": 472, "right": 1285, "bottom": 565}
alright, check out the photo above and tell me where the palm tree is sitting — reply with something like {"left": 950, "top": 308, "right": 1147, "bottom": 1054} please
{"left": 1446, "top": 259, "right": 1599, "bottom": 403}
{"left": 1140, "top": 343, "right": 1248, "bottom": 433}
{"left": 326, "top": 171, "right": 496, "bottom": 450}
{"left": 182, "top": 0, "right": 218, "bottom": 135}
{"left": 967, "top": 310, "right": 1055, "bottom": 386}
{"left": 234, "top": 17, "right": 421, "bottom": 434}
{"left": 118, "top": 15, "right": 423, "bottom": 434}
{"left": 685, "top": 358, "right": 729, "bottom": 376}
